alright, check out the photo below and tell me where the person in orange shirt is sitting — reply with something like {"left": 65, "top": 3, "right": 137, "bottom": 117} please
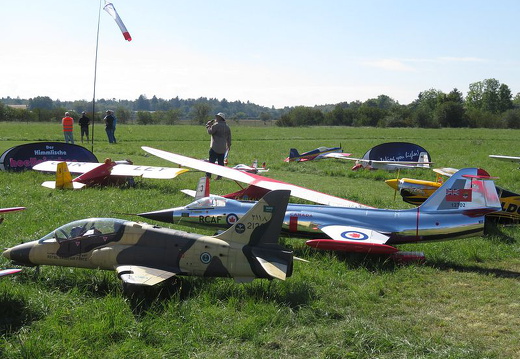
{"left": 62, "top": 112, "right": 74, "bottom": 144}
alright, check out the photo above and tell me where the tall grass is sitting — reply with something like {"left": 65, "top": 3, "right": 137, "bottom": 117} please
{"left": 0, "top": 123, "right": 518, "bottom": 358}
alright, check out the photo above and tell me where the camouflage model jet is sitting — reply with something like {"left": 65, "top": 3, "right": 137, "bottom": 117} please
{"left": 3, "top": 190, "right": 295, "bottom": 288}
{"left": 139, "top": 147, "right": 501, "bottom": 256}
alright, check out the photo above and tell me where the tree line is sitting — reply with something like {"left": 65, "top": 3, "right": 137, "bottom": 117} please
{"left": 2, "top": 78, "right": 520, "bottom": 128}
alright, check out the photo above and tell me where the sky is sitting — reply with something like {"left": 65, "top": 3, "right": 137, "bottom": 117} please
{"left": 1, "top": 0, "right": 520, "bottom": 108}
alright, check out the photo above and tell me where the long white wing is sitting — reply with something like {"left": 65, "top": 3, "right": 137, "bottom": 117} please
{"left": 110, "top": 164, "right": 189, "bottom": 179}
{"left": 142, "top": 146, "right": 372, "bottom": 208}
{"left": 489, "top": 155, "right": 520, "bottom": 163}
{"left": 33, "top": 161, "right": 101, "bottom": 174}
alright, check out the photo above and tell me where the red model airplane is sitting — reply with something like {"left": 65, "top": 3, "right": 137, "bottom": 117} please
{"left": 32, "top": 158, "right": 189, "bottom": 189}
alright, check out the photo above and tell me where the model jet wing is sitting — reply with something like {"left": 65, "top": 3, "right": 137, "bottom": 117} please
{"left": 0, "top": 268, "right": 22, "bottom": 277}
{"left": 0, "top": 207, "right": 25, "bottom": 214}
{"left": 489, "top": 155, "right": 520, "bottom": 163}
{"left": 142, "top": 146, "right": 372, "bottom": 209}
{"left": 116, "top": 265, "right": 177, "bottom": 286}
{"left": 306, "top": 225, "right": 398, "bottom": 254}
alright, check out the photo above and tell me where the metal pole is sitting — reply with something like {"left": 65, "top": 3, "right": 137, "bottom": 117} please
{"left": 91, "top": 0, "right": 103, "bottom": 153}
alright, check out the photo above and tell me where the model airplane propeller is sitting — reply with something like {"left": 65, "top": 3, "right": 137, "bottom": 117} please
{"left": 3, "top": 190, "right": 296, "bottom": 289}
{"left": 140, "top": 147, "right": 502, "bottom": 257}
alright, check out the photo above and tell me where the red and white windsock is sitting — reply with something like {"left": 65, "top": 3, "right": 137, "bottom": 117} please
{"left": 103, "top": 1, "right": 132, "bottom": 41}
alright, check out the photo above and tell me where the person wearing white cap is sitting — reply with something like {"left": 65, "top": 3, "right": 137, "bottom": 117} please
{"left": 205, "top": 112, "right": 231, "bottom": 178}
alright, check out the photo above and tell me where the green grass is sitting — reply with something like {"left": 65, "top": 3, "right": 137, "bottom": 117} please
{"left": 0, "top": 122, "right": 519, "bottom": 358}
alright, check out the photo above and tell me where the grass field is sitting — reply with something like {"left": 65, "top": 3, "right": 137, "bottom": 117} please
{"left": 0, "top": 122, "right": 518, "bottom": 358}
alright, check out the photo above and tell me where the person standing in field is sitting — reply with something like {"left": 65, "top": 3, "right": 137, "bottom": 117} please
{"left": 104, "top": 110, "right": 117, "bottom": 143}
{"left": 205, "top": 112, "right": 231, "bottom": 179}
{"left": 62, "top": 112, "right": 74, "bottom": 144}
{"left": 78, "top": 111, "right": 90, "bottom": 143}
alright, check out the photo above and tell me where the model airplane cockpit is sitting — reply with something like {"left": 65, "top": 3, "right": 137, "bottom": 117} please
{"left": 44, "top": 218, "right": 123, "bottom": 243}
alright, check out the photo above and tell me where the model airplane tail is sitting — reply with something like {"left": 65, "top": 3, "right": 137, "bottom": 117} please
{"left": 215, "top": 189, "right": 294, "bottom": 280}
{"left": 42, "top": 162, "right": 85, "bottom": 189}
{"left": 417, "top": 152, "right": 430, "bottom": 167}
{"left": 284, "top": 148, "right": 301, "bottom": 162}
{"left": 194, "top": 176, "right": 210, "bottom": 199}
{"left": 419, "top": 168, "right": 501, "bottom": 215}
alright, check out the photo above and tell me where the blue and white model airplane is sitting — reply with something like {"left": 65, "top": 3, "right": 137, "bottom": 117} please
{"left": 140, "top": 147, "right": 502, "bottom": 257}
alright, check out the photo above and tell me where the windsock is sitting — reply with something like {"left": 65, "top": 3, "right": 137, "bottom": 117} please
{"left": 103, "top": 1, "right": 132, "bottom": 41}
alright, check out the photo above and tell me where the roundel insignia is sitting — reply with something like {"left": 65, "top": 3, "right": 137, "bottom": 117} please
{"left": 226, "top": 213, "right": 239, "bottom": 225}
{"left": 235, "top": 223, "right": 246, "bottom": 234}
{"left": 341, "top": 230, "right": 368, "bottom": 241}
{"left": 200, "top": 252, "right": 212, "bottom": 264}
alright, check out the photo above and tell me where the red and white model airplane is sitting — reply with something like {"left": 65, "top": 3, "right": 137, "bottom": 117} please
{"left": 32, "top": 158, "right": 189, "bottom": 189}
{"left": 142, "top": 147, "right": 371, "bottom": 209}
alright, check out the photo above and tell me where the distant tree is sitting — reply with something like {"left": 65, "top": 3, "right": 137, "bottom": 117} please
{"left": 466, "top": 78, "right": 511, "bottom": 115}
{"left": 276, "top": 107, "right": 324, "bottom": 127}
{"left": 115, "top": 107, "right": 131, "bottom": 124}
{"left": 150, "top": 95, "right": 159, "bottom": 111}
{"left": 433, "top": 89, "right": 466, "bottom": 127}
{"left": 136, "top": 111, "right": 154, "bottom": 125}
{"left": 513, "top": 93, "right": 520, "bottom": 109}
{"left": 191, "top": 102, "right": 211, "bottom": 124}
{"left": 28, "top": 96, "right": 53, "bottom": 110}
{"left": 498, "top": 84, "right": 513, "bottom": 113}
{"left": 501, "top": 109, "right": 520, "bottom": 128}
{"left": 135, "top": 95, "right": 150, "bottom": 111}
{"left": 435, "top": 101, "right": 466, "bottom": 127}
{"left": 259, "top": 111, "right": 271, "bottom": 125}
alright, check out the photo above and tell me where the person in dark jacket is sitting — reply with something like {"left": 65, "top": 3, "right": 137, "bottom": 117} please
{"left": 78, "top": 111, "right": 90, "bottom": 143}
{"left": 205, "top": 112, "right": 231, "bottom": 179}
{"left": 104, "top": 110, "right": 117, "bottom": 143}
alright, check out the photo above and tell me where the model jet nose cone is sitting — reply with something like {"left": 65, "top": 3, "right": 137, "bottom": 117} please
{"left": 138, "top": 209, "right": 175, "bottom": 224}
{"left": 3, "top": 242, "right": 35, "bottom": 266}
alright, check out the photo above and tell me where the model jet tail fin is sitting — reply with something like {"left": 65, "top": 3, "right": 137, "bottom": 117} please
{"left": 215, "top": 190, "right": 294, "bottom": 280}
{"left": 419, "top": 167, "right": 501, "bottom": 214}
{"left": 195, "top": 176, "right": 210, "bottom": 199}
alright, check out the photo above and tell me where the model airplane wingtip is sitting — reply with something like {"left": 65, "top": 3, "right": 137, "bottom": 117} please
{"left": 0, "top": 268, "right": 22, "bottom": 277}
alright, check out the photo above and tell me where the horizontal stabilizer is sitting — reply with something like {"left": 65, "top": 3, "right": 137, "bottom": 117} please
{"left": 41, "top": 181, "right": 86, "bottom": 189}
{"left": 306, "top": 239, "right": 398, "bottom": 254}
{"left": 251, "top": 248, "right": 291, "bottom": 280}
{"left": 116, "top": 265, "right": 176, "bottom": 286}
{"left": 181, "top": 189, "right": 197, "bottom": 197}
